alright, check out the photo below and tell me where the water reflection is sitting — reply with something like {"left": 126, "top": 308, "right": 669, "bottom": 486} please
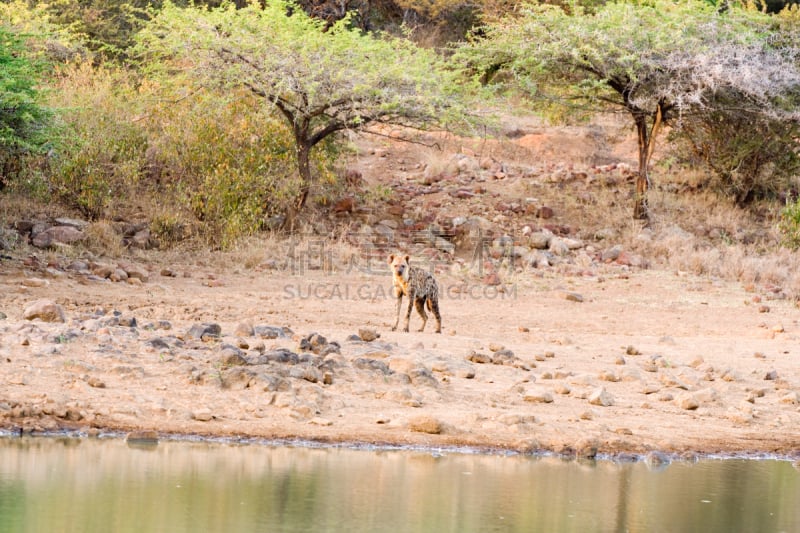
{"left": 0, "top": 437, "right": 797, "bottom": 533}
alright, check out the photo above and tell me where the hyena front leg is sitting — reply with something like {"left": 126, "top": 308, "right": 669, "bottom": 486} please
{"left": 403, "top": 289, "right": 415, "bottom": 332}
{"left": 392, "top": 290, "right": 403, "bottom": 331}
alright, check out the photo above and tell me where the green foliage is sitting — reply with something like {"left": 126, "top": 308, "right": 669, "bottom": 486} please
{"left": 37, "top": 0, "right": 156, "bottom": 62}
{"left": 136, "top": 0, "right": 474, "bottom": 211}
{"left": 0, "top": 24, "right": 51, "bottom": 188}
{"left": 778, "top": 196, "right": 800, "bottom": 249}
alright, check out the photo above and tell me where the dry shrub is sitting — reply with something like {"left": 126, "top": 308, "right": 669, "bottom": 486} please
{"left": 83, "top": 220, "right": 125, "bottom": 257}
{"left": 46, "top": 62, "right": 147, "bottom": 219}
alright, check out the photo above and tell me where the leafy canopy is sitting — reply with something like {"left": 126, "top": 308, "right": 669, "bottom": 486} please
{"left": 459, "top": 0, "right": 800, "bottom": 121}
{"left": 137, "top": 0, "right": 470, "bottom": 137}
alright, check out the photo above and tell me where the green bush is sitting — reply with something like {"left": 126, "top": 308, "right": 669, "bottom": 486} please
{"left": 0, "top": 25, "right": 51, "bottom": 189}
{"left": 779, "top": 197, "right": 800, "bottom": 249}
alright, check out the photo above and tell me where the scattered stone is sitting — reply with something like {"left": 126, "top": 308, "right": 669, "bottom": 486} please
{"left": 358, "top": 328, "right": 379, "bottom": 342}
{"left": 675, "top": 392, "right": 699, "bottom": 410}
{"left": 23, "top": 299, "right": 66, "bottom": 323}
{"left": 467, "top": 351, "right": 491, "bottom": 364}
{"left": 588, "top": 387, "right": 614, "bottom": 407}
{"left": 309, "top": 417, "right": 333, "bottom": 426}
{"left": 625, "top": 345, "right": 641, "bottom": 356}
{"left": 780, "top": 391, "right": 799, "bottom": 405}
{"left": 575, "top": 438, "right": 599, "bottom": 459}
{"left": 598, "top": 370, "right": 620, "bottom": 382}
{"left": 764, "top": 369, "right": 778, "bottom": 381}
{"left": 21, "top": 278, "right": 49, "bottom": 288}
{"left": 126, "top": 430, "right": 158, "bottom": 444}
{"left": 32, "top": 226, "right": 86, "bottom": 248}
{"left": 644, "top": 451, "right": 671, "bottom": 468}
{"left": 563, "top": 291, "right": 584, "bottom": 303}
{"left": 408, "top": 415, "right": 443, "bottom": 434}
{"left": 86, "top": 377, "right": 106, "bottom": 388}
{"left": 554, "top": 384, "right": 571, "bottom": 395}
{"left": 254, "top": 325, "right": 291, "bottom": 339}
{"left": 523, "top": 387, "right": 554, "bottom": 403}
{"left": 192, "top": 409, "right": 214, "bottom": 421}
{"left": 234, "top": 322, "right": 255, "bottom": 337}
{"left": 186, "top": 323, "right": 222, "bottom": 341}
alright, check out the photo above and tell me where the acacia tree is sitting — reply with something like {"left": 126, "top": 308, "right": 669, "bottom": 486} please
{"left": 457, "top": 0, "right": 800, "bottom": 220}
{"left": 137, "top": 0, "right": 470, "bottom": 211}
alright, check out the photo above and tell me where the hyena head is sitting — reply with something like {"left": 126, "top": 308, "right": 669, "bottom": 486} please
{"left": 388, "top": 254, "right": 411, "bottom": 281}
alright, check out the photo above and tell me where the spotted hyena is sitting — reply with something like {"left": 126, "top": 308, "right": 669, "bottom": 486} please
{"left": 389, "top": 254, "right": 442, "bottom": 333}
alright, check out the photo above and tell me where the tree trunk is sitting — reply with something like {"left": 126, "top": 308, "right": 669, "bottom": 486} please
{"left": 632, "top": 103, "right": 664, "bottom": 221}
{"left": 295, "top": 141, "right": 312, "bottom": 211}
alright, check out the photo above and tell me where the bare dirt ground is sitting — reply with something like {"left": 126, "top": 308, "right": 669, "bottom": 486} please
{"left": 1, "top": 257, "right": 799, "bottom": 457}
{"left": 1, "top": 119, "right": 799, "bottom": 458}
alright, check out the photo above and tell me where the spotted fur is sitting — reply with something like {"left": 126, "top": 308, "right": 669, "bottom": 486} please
{"left": 389, "top": 254, "right": 442, "bottom": 333}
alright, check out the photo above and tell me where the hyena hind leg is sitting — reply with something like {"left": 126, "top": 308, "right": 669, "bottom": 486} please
{"left": 427, "top": 297, "right": 442, "bottom": 333}
{"left": 414, "top": 297, "right": 428, "bottom": 332}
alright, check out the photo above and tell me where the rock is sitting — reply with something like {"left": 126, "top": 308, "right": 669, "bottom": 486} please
{"left": 528, "top": 231, "right": 552, "bottom": 250}
{"left": 602, "top": 245, "right": 624, "bottom": 262}
{"left": 358, "top": 328, "right": 379, "bottom": 342}
{"left": 575, "top": 438, "right": 599, "bottom": 459}
{"left": 21, "top": 277, "right": 48, "bottom": 288}
{"left": 192, "top": 409, "right": 214, "bottom": 421}
{"left": 588, "top": 387, "right": 614, "bottom": 407}
{"left": 23, "top": 299, "right": 66, "bottom": 323}
{"left": 548, "top": 237, "right": 571, "bottom": 256}
{"left": 764, "top": 369, "right": 778, "bottom": 380}
{"left": 221, "top": 367, "right": 256, "bottom": 390}
{"left": 126, "top": 430, "right": 158, "bottom": 444}
{"left": 780, "top": 391, "right": 799, "bottom": 404}
{"left": 467, "top": 351, "right": 491, "bottom": 364}
{"left": 118, "top": 261, "right": 149, "bottom": 282}
{"left": 31, "top": 226, "right": 86, "bottom": 248}
{"left": 87, "top": 377, "right": 106, "bottom": 388}
{"left": 235, "top": 322, "right": 255, "bottom": 337}
{"left": 309, "top": 417, "right": 333, "bottom": 426}
{"left": 219, "top": 346, "right": 247, "bottom": 367}
{"left": 563, "top": 291, "right": 584, "bottom": 303}
{"left": 186, "top": 323, "right": 222, "bottom": 341}
{"left": 408, "top": 415, "right": 443, "bottom": 434}
{"left": 523, "top": 387, "right": 554, "bottom": 403}
{"left": 254, "top": 325, "right": 291, "bottom": 339}
{"left": 675, "top": 392, "right": 699, "bottom": 410}
{"left": 644, "top": 451, "right": 671, "bottom": 468}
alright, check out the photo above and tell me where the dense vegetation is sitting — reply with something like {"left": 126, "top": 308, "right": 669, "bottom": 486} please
{"left": 3, "top": 0, "right": 800, "bottom": 247}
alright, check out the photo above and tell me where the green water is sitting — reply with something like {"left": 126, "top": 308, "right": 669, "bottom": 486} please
{"left": 0, "top": 436, "right": 798, "bottom": 533}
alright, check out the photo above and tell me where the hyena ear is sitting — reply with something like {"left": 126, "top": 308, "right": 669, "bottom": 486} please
{"left": 388, "top": 254, "right": 395, "bottom": 264}
{"left": 404, "top": 255, "right": 410, "bottom": 264}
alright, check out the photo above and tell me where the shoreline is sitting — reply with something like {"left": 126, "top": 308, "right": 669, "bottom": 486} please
{"left": 2, "top": 428, "right": 800, "bottom": 464}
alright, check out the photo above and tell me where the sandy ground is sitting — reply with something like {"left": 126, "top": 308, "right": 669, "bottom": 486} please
{"left": 1, "top": 257, "right": 799, "bottom": 458}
